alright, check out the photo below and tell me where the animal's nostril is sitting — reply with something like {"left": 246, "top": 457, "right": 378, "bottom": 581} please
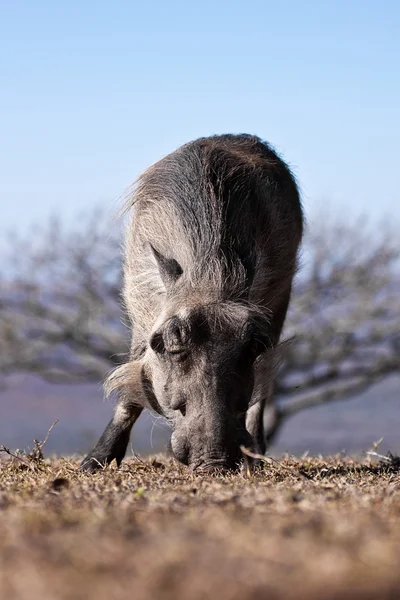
{"left": 179, "top": 404, "right": 187, "bottom": 417}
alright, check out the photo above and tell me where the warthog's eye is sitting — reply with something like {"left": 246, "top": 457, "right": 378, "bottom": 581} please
{"left": 168, "top": 349, "right": 189, "bottom": 363}
{"left": 248, "top": 317, "right": 274, "bottom": 359}
{"left": 171, "top": 396, "right": 187, "bottom": 416}
{"left": 251, "top": 335, "right": 272, "bottom": 358}
{"left": 150, "top": 317, "right": 190, "bottom": 361}
{"left": 150, "top": 331, "right": 165, "bottom": 354}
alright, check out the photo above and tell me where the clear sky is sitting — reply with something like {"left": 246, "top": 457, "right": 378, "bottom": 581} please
{"left": 1, "top": 0, "right": 399, "bottom": 232}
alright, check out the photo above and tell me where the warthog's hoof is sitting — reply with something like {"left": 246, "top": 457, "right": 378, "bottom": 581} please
{"left": 79, "top": 455, "right": 108, "bottom": 473}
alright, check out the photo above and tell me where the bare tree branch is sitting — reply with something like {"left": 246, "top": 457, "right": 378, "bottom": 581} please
{"left": 263, "top": 217, "right": 400, "bottom": 442}
{"left": 0, "top": 210, "right": 127, "bottom": 382}
{"left": 1, "top": 211, "right": 399, "bottom": 443}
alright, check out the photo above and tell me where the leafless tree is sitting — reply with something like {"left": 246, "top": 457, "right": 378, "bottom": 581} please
{"left": 267, "top": 215, "right": 399, "bottom": 442}
{"left": 1, "top": 211, "right": 398, "bottom": 442}
{"left": 0, "top": 212, "right": 126, "bottom": 382}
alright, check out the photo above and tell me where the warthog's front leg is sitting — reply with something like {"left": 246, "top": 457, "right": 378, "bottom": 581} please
{"left": 80, "top": 402, "right": 143, "bottom": 473}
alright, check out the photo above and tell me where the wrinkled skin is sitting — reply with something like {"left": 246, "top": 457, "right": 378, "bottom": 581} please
{"left": 147, "top": 306, "right": 267, "bottom": 471}
{"left": 80, "top": 302, "right": 271, "bottom": 473}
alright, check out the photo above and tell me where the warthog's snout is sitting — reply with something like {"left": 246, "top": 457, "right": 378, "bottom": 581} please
{"left": 193, "top": 460, "right": 238, "bottom": 475}
{"left": 170, "top": 413, "right": 253, "bottom": 473}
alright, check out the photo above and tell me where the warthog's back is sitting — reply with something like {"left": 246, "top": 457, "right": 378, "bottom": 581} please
{"left": 123, "top": 134, "right": 303, "bottom": 357}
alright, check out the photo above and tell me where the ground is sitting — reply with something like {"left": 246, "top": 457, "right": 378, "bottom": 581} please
{"left": 0, "top": 452, "right": 399, "bottom": 600}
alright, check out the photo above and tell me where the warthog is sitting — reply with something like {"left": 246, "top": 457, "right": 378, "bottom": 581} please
{"left": 80, "top": 134, "right": 303, "bottom": 473}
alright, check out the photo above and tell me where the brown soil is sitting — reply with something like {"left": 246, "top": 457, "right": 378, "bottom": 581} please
{"left": 0, "top": 454, "right": 399, "bottom": 600}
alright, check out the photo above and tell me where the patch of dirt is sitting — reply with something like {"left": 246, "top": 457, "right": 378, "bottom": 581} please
{"left": 0, "top": 455, "right": 399, "bottom": 600}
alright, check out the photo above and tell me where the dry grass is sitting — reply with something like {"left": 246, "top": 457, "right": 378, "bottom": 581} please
{"left": 0, "top": 450, "right": 399, "bottom": 600}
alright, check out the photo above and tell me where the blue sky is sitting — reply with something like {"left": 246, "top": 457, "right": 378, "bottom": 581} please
{"left": 1, "top": 0, "right": 399, "bottom": 232}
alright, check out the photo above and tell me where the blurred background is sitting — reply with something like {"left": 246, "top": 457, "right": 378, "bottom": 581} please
{"left": 1, "top": 0, "right": 399, "bottom": 458}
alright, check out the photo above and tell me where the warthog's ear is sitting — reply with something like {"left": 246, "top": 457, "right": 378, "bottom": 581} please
{"left": 104, "top": 361, "right": 164, "bottom": 415}
{"left": 104, "top": 361, "right": 146, "bottom": 402}
{"left": 150, "top": 244, "right": 183, "bottom": 287}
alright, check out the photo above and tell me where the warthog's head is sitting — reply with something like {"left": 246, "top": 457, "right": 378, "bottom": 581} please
{"left": 107, "top": 300, "right": 273, "bottom": 472}
{"left": 145, "top": 302, "right": 271, "bottom": 472}
{"left": 107, "top": 246, "right": 276, "bottom": 473}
